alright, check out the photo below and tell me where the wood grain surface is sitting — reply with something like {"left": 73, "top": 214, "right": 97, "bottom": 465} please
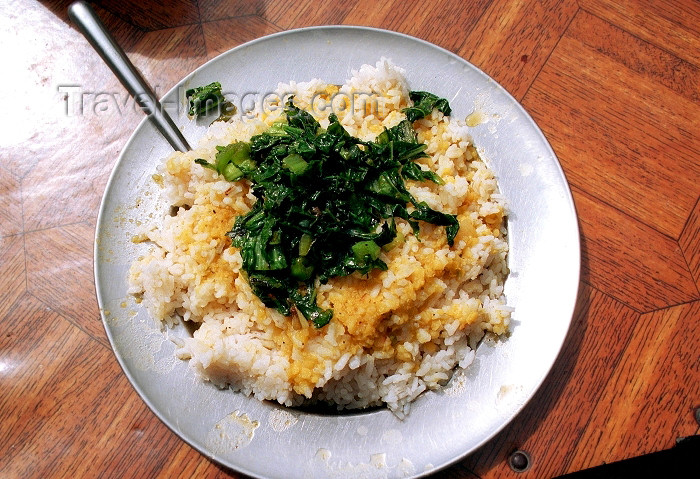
{"left": 1, "top": 1, "right": 698, "bottom": 478}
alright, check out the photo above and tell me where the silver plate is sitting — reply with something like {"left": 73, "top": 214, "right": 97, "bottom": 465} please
{"left": 95, "top": 26, "right": 580, "bottom": 479}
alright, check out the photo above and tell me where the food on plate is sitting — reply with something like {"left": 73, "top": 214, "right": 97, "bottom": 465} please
{"left": 185, "top": 81, "right": 236, "bottom": 122}
{"left": 129, "top": 60, "right": 511, "bottom": 417}
{"left": 194, "top": 94, "right": 458, "bottom": 329}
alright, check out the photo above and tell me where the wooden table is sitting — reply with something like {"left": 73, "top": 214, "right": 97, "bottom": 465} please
{"left": 1, "top": 1, "right": 698, "bottom": 477}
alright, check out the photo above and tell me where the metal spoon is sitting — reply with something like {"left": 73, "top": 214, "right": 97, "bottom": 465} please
{"left": 67, "top": 1, "right": 191, "bottom": 152}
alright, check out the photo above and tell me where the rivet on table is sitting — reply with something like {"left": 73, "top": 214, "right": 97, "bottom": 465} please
{"left": 508, "top": 449, "right": 531, "bottom": 473}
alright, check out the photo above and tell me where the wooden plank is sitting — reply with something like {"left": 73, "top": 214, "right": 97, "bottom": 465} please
{"left": 93, "top": 0, "right": 201, "bottom": 31}
{"left": 20, "top": 22, "right": 207, "bottom": 233}
{"left": 198, "top": 0, "right": 262, "bottom": 22}
{"left": 522, "top": 11, "right": 700, "bottom": 239}
{"left": 7, "top": 3, "right": 144, "bottom": 231}
{"left": 20, "top": 137, "right": 124, "bottom": 233}
{"left": 458, "top": 0, "right": 578, "bottom": 100}
{"left": 130, "top": 24, "right": 209, "bottom": 92}
{"left": 265, "top": 0, "right": 361, "bottom": 30}
{"left": 387, "top": 0, "right": 492, "bottom": 53}
{"left": 461, "top": 284, "right": 641, "bottom": 478}
{"left": 568, "top": 300, "right": 700, "bottom": 469}
{"left": 95, "top": 406, "right": 191, "bottom": 479}
{"left": 679, "top": 197, "right": 700, "bottom": 290}
{"left": 573, "top": 187, "right": 698, "bottom": 311}
{"left": 563, "top": 11, "right": 699, "bottom": 103}
{"left": 579, "top": 0, "right": 700, "bottom": 66}
{"left": 154, "top": 443, "right": 240, "bottom": 478}
{"left": 0, "top": 1, "right": 143, "bottom": 180}
{"left": 0, "top": 294, "right": 149, "bottom": 478}
{"left": 344, "top": 0, "right": 492, "bottom": 54}
{"left": 0, "top": 169, "right": 22, "bottom": 237}
{"left": 0, "top": 235, "right": 25, "bottom": 319}
{"left": 343, "top": 0, "right": 422, "bottom": 33}
{"left": 257, "top": 0, "right": 494, "bottom": 54}
{"left": 25, "top": 223, "right": 106, "bottom": 344}
{"left": 202, "top": 16, "right": 281, "bottom": 60}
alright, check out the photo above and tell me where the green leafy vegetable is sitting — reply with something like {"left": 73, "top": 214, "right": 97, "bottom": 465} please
{"left": 195, "top": 142, "right": 254, "bottom": 181}
{"left": 201, "top": 96, "right": 458, "bottom": 327}
{"left": 403, "top": 91, "right": 452, "bottom": 122}
{"left": 185, "top": 82, "right": 236, "bottom": 122}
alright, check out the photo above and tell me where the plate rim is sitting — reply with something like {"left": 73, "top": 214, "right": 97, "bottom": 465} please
{"left": 94, "top": 24, "right": 581, "bottom": 479}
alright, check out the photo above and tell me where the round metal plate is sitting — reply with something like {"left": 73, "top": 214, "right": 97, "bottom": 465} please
{"left": 95, "top": 26, "right": 580, "bottom": 479}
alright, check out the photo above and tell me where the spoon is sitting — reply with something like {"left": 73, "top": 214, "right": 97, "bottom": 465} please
{"left": 67, "top": 1, "right": 192, "bottom": 152}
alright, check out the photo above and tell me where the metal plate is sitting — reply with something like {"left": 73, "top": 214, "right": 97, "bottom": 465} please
{"left": 95, "top": 26, "right": 580, "bottom": 479}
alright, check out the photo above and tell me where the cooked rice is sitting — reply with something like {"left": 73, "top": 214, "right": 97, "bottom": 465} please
{"left": 128, "top": 59, "right": 510, "bottom": 418}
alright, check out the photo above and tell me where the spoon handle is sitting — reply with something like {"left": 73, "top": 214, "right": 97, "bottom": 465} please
{"left": 68, "top": 1, "right": 191, "bottom": 152}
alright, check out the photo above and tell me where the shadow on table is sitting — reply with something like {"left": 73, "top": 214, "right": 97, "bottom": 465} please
{"left": 38, "top": 0, "right": 196, "bottom": 57}
{"left": 40, "top": 0, "right": 200, "bottom": 32}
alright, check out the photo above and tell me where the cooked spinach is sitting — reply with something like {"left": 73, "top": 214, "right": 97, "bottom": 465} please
{"left": 402, "top": 91, "right": 452, "bottom": 122}
{"left": 185, "top": 82, "right": 236, "bottom": 121}
{"left": 200, "top": 95, "right": 458, "bottom": 327}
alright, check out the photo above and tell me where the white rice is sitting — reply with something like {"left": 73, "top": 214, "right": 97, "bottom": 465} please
{"left": 129, "top": 59, "right": 510, "bottom": 418}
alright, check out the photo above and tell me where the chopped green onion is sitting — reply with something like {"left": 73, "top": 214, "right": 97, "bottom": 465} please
{"left": 382, "top": 230, "right": 405, "bottom": 252}
{"left": 282, "top": 154, "right": 309, "bottom": 175}
{"left": 266, "top": 122, "right": 289, "bottom": 137}
{"left": 299, "top": 234, "right": 313, "bottom": 256}
{"left": 222, "top": 163, "right": 243, "bottom": 181}
{"left": 290, "top": 257, "right": 314, "bottom": 280}
{"left": 352, "top": 240, "right": 381, "bottom": 261}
